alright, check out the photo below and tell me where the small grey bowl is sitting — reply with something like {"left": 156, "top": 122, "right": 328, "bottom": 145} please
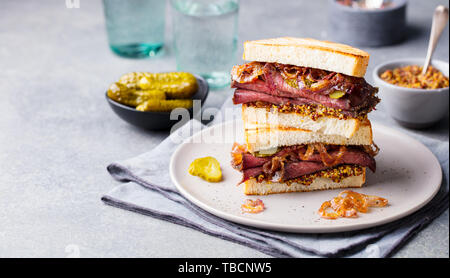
{"left": 373, "top": 58, "right": 449, "bottom": 129}
{"left": 328, "top": 0, "right": 407, "bottom": 47}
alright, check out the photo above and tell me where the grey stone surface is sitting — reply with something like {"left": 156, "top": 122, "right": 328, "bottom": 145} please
{"left": 0, "top": 0, "right": 447, "bottom": 258}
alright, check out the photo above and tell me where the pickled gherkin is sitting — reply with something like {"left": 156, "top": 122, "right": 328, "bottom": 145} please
{"left": 118, "top": 72, "right": 147, "bottom": 86}
{"left": 137, "top": 90, "right": 166, "bottom": 102}
{"left": 107, "top": 82, "right": 136, "bottom": 107}
{"left": 107, "top": 82, "right": 166, "bottom": 107}
{"left": 108, "top": 71, "right": 198, "bottom": 112}
{"left": 136, "top": 99, "right": 193, "bottom": 112}
{"left": 119, "top": 72, "right": 198, "bottom": 99}
{"left": 329, "top": 90, "right": 346, "bottom": 99}
{"left": 188, "top": 157, "right": 222, "bottom": 182}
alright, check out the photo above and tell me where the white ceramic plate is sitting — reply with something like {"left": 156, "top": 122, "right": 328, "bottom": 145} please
{"left": 170, "top": 120, "right": 442, "bottom": 233}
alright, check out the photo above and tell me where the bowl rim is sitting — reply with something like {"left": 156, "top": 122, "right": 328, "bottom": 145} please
{"left": 372, "top": 58, "right": 450, "bottom": 94}
{"left": 329, "top": 0, "right": 407, "bottom": 13}
{"left": 105, "top": 74, "right": 210, "bottom": 115}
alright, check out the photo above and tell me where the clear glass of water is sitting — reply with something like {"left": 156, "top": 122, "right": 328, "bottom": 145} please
{"left": 103, "top": 0, "right": 166, "bottom": 58}
{"left": 171, "top": 0, "right": 239, "bottom": 89}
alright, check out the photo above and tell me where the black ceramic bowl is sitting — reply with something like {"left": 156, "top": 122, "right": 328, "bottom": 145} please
{"left": 328, "top": 0, "right": 407, "bottom": 47}
{"left": 106, "top": 74, "right": 209, "bottom": 130}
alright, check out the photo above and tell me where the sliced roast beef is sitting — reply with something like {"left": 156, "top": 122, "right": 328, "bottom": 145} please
{"left": 233, "top": 89, "right": 317, "bottom": 107}
{"left": 231, "top": 62, "right": 380, "bottom": 114}
{"left": 236, "top": 148, "right": 376, "bottom": 172}
{"left": 241, "top": 161, "right": 345, "bottom": 183}
{"left": 262, "top": 64, "right": 354, "bottom": 110}
{"left": 232, "top": 79, "right": 272, "bottom": 94}
{"left": 295, "top": 149, "right": 375, "bottom": 172}
{"left": 282, "top": 161, "right": 327, "bottom": 181}
{"left": 242, "top": 167, "right": 264, "bottom": 183}
{"left": 234, "top": 143, "right": 376, "bottom": 183}
{"left": 233, "top": 89, "right": 379, "bottom": 117}
{"left": 240, "top": 161, "right": 322, "bottom": 183}
{"left": 232, "top": 80, "right": 351, "bottom": 110}
{"left": 241, "top": 153, "right": 269, "bottom": 169}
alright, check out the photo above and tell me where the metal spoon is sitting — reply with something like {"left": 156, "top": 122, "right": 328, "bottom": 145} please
{"left": 422, "top": 5, "right": 449, "bottom": 75}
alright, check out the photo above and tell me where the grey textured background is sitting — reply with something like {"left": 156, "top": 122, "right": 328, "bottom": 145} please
{"left": 0, "top": 0, "right": 448, "bottom": 257}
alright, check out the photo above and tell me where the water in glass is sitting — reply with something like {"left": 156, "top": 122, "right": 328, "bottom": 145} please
{"left": 171, "top": 0, "right": 239, "bottom": 88}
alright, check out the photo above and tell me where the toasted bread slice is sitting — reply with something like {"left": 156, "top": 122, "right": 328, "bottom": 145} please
{"left": 242, "top": 104, "right": 366, "bottom": 139}
{"left": 242, "top": 37, "right": 370, "bottom": 77}
{"left": 244, "top": 121, "right": 373, "bottom": 153}
{"left": 243, "top": 168, "right": 366, "bottom": 195}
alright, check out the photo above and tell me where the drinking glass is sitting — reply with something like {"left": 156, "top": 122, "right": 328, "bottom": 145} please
{"left": 103, "top": 0, "right": 166, "bottom": 58}
{"left": 171, "top": 0, "right": 239, "bottom": 89}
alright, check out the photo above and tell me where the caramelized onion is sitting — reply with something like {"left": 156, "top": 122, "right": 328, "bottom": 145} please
{"left": 318, "top": 201, "right": 341, "bottom": 219}
{"left": 363, "top": 143, "right": 380, "bottom": 157}
{"left": 231, "top": 62, "right": 264, "bottom": 83}
{"left": 263, "top": 156, "right": 284, "bottom": 176}
{"left": 366, "top": 195, "right": 388, "bottom": 207}
{"left": 315, "top": 143, "right": 347, "bottom": 167}
{"left": 298, "top": 144, "right": 315, "bottom": 160}
{"left": 314, "top": 143, "right": 330, "bottom": 161}
{"left": 307, "top": 68, "right": 330, "bottom": 81}
{"left": 231, "top": 143, "right": 247, "bottom": 169}
{"left": 319, "top": 190, "right": 388, "bottom": 220}
{"left": 338, "top": 190, "right": 369, "bottom": 213}
{"left": 310, "top": 79, "right": 331, "bottom": 90}
{"left": 333, "top": 145, "right": 348, "bottom": 165}
{"left": 241, "top": 199, "right": 265, "bottom": 214}
{"left": 280, "top": 65, "right": 301, "bottom": 79}
{"left": 331, "top": 197, "right": 358, "bottom": 218}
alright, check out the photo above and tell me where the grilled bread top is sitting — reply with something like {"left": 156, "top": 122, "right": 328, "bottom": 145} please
{"left": 242, "top": 37, "right": 370, "bottom": 78}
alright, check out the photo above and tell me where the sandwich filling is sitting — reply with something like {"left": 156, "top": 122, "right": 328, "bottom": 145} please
{"left": 231, "top": 143, "right": 378, "bottom": 184}
{"left": 231, "top": 62, "right": 380, "bottom": 119}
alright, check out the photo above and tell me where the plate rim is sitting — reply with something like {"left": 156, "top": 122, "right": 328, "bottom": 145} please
{"left": 169, "top": 120, "right": 443, "bottom": 233}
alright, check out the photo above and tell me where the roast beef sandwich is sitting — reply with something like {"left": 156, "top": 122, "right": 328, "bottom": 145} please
{"left": 230, "top": 37, "right": 380, "bottom": 195}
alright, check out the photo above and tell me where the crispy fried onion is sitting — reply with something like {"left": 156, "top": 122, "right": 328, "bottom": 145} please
{"left": 363, "top": 143, "right": 380, "bottom": 157}
{"left": 231, "top": 143, "right": 247, "bottom": 170}
{"left": 241, "top": 199, "right": 265, "bottom": 214}
{"left": 319, "top": 190, "right": 388, "bottom": 219}
{"left": 231, "top": 62, "right": 265, "bottom": 83}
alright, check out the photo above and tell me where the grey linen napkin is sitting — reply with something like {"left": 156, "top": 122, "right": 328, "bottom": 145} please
{"left": 102, "top": 97, "right": 449, "bottom": 258}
